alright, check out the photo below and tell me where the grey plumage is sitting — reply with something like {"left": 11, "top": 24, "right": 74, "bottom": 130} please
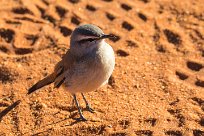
{"left": 28, "top": 24, "right": 115, "bottom": 121}
{"left": 72, "top": 24, "right": 104, "bottom": 37}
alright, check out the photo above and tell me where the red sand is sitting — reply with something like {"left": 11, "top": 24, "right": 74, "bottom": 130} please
{"left": 0, "top": 0, "right": 204, "bottom": 135}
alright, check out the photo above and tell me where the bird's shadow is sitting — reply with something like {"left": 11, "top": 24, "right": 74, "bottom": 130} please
{"left": 44, "top": 111, "right": 86, "bottom": 127}
{"left": 22, "top": 109, "right": 87, "bottom": 135}
{"left": 27, "top": 113, "right": 85, "bottom": 135}
{"left": 1, "top": 101, "right": 94, "bottom": 135}
{"left": 0, "top": 100, "right": 21, "bottom": 122}
{"left": 30, "top": 118, "right": 83, "bottom": 136}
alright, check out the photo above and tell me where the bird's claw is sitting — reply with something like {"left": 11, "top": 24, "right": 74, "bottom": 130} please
{"left": 86, "top": 105, "right": 95, "bottom": 113}
{"left": 75, "top": 115, "right": 87, "bottom": 121}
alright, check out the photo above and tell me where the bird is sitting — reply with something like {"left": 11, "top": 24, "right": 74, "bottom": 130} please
{"left": 27, "top": 24, "right": 115, "bottom": 121}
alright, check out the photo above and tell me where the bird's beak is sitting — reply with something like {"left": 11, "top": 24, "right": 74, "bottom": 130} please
{"left": 100, "top": 34, "right": 115, "bottom": 39}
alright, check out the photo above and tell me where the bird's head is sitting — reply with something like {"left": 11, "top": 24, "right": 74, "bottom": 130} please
{"left": 70, "top": 24, "right": 114, "bottom": 56}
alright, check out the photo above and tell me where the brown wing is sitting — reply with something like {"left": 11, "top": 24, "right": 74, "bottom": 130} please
{"left": 53, "top": 50, "right": 76, "bottom": 88}
{"left": 28, "top": 49, "right": 76, "bottom": 94}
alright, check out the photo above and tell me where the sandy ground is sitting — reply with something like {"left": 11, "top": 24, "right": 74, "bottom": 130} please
{"left": 0, "top": 0, "right": 204, "bottom": 135}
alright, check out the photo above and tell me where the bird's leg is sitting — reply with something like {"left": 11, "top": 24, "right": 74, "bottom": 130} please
{"left": 73, "top": 94, "right": 87, "bottom": 121}
{"left": 71, "top": 98, "right": 75, "bottom": 107}
{"left": 81, "top": 93, "right": 94, "bottom": 113}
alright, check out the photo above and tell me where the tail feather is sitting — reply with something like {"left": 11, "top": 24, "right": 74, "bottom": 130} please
{"left": 28, "top": 73, "right": 55, "bottom": 95}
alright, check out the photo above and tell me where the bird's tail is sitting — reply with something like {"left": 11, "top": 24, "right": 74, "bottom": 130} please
{"left": 27, "top": 73, "right": 56, "bottom": 95}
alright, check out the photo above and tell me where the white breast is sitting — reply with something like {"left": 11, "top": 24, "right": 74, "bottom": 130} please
{"left": 65, "top": 40, "right": 115, "bottom": 94}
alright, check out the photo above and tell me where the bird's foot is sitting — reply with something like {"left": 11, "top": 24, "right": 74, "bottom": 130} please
{"left": 75, "top": 115, "right": 87, "bottom": 121}
{"left": 86, "top": 105, "right": 95, "bottom": 113}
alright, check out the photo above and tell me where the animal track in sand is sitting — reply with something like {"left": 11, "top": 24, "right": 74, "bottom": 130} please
{"left": 163, "top": 29, "right": 182, "bottom": 46}
{"left": 68, "top": 0, "right": 80, "bottom": 4}
{"left": 116, "top": 49, "right": 129, "bottom": 57}
{"left": 199, "top": 117, "right": 204, "bottom": 126}
{"left": 106, "top": 12, "right": 116, "bottom": 21}
{"left": 55, "top": 6, "right": 68, "bottom": 18}
{"left": 186, "top": 61, "right": 203, "bottom": 71}
{"left": 191, "top": 97, "right": 204, "bottom": 111}
{"left": 71, "top": 16, "right": 81, "bottom": 25}
{"left": 0, "top": 101, "right": 10, "bottom": 107}
{"left": 135, "top": 130, "right": 153, "bottom": 136}
{"left": 0, "top": 3, "right": 70, "bottom": 56}
{"left": 126, "top": 40, "right": 138, "bottom": 48}
{"left": 14, "top": 17, "right": 44, "bottom": 24}
{"left": 102, "top": 0, "right": 113, "bottom": 2}
{"left": 30, "top": 101, "right": 44, "bottom": 128}
{"left": 165, "top": 130, "right": 182, "bottom": 136}
{"left": 175, "top": 71, "right": 188, "bottom": 80}
{"left": 120, "top": 3, "right": 132, "bottom": 11}
{"left": 139, "top": 0, "right": 150, "bottom": 3}
{"left": 144, "top": 118, "right": 157, "bottom": 127}
{"left": 153, "top": 21, "right": 168, "bottom": 53}
{"left": 59, "top": 26, "right": 72, "bottom": 37}
{"left": 193, "top": 130, "right": 204, "bottom": 136}
{"left": 25, "top": 34, "right": 39, "bottom": 46}
{"left": 86, "top": 4, "right": 97, "bottom": 12}
{"left": 41, "top": 0, "right": 49, "bottom": 6}
{"left": 138, "top": 12, "right": 147, "bottom": 22}
{"left": 0, "top": 28, "right": 15, "bottom": 43}
{"left": 111, "top": 132, "right": 127, "bottom": 136}
{"left": 78, "top": 125, "right": 106, "bottom": 135}
{"left": 11, "top": 109, "right": 22, "bottom": 135}
{"left": 167, "top": 109, "right": 185, "bottom": 127}
{"left": 12, "top": 7, "right": 33, "bottom": 15}
{"left": 156, "top": 44, "right": 166, "bottom": 52}
{"left": 122, "top": 21, "right": 134, "bottom": 31}
{"left": 174, "top": 60, "right": 204, "bottom": 88}
{"left": 0, "top": 66, "right": 18, "bottom": 83}
{"left": 195, "top": 79, "right": 204, "bottom": 88}
{"left": 118, "top": 119, "right": 131, "bottom": 129}
{"left": 5, "top": 20, "right": 21, "bottom": 25}
{"left": 14, "top": 48, "right": 33, "bottom": 55}
{"left": 0, "top": 0, "right": 132, "bottom": 58}
{"left": 42, "top": 14, "right": 56, "bottom": 25}
{"left": 0, "top": 27, "right": 57, "bottom": 55}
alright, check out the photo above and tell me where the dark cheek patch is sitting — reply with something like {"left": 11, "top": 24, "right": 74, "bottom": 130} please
{"left": 79, "top": 38, "right": 97, "bottom": 44}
